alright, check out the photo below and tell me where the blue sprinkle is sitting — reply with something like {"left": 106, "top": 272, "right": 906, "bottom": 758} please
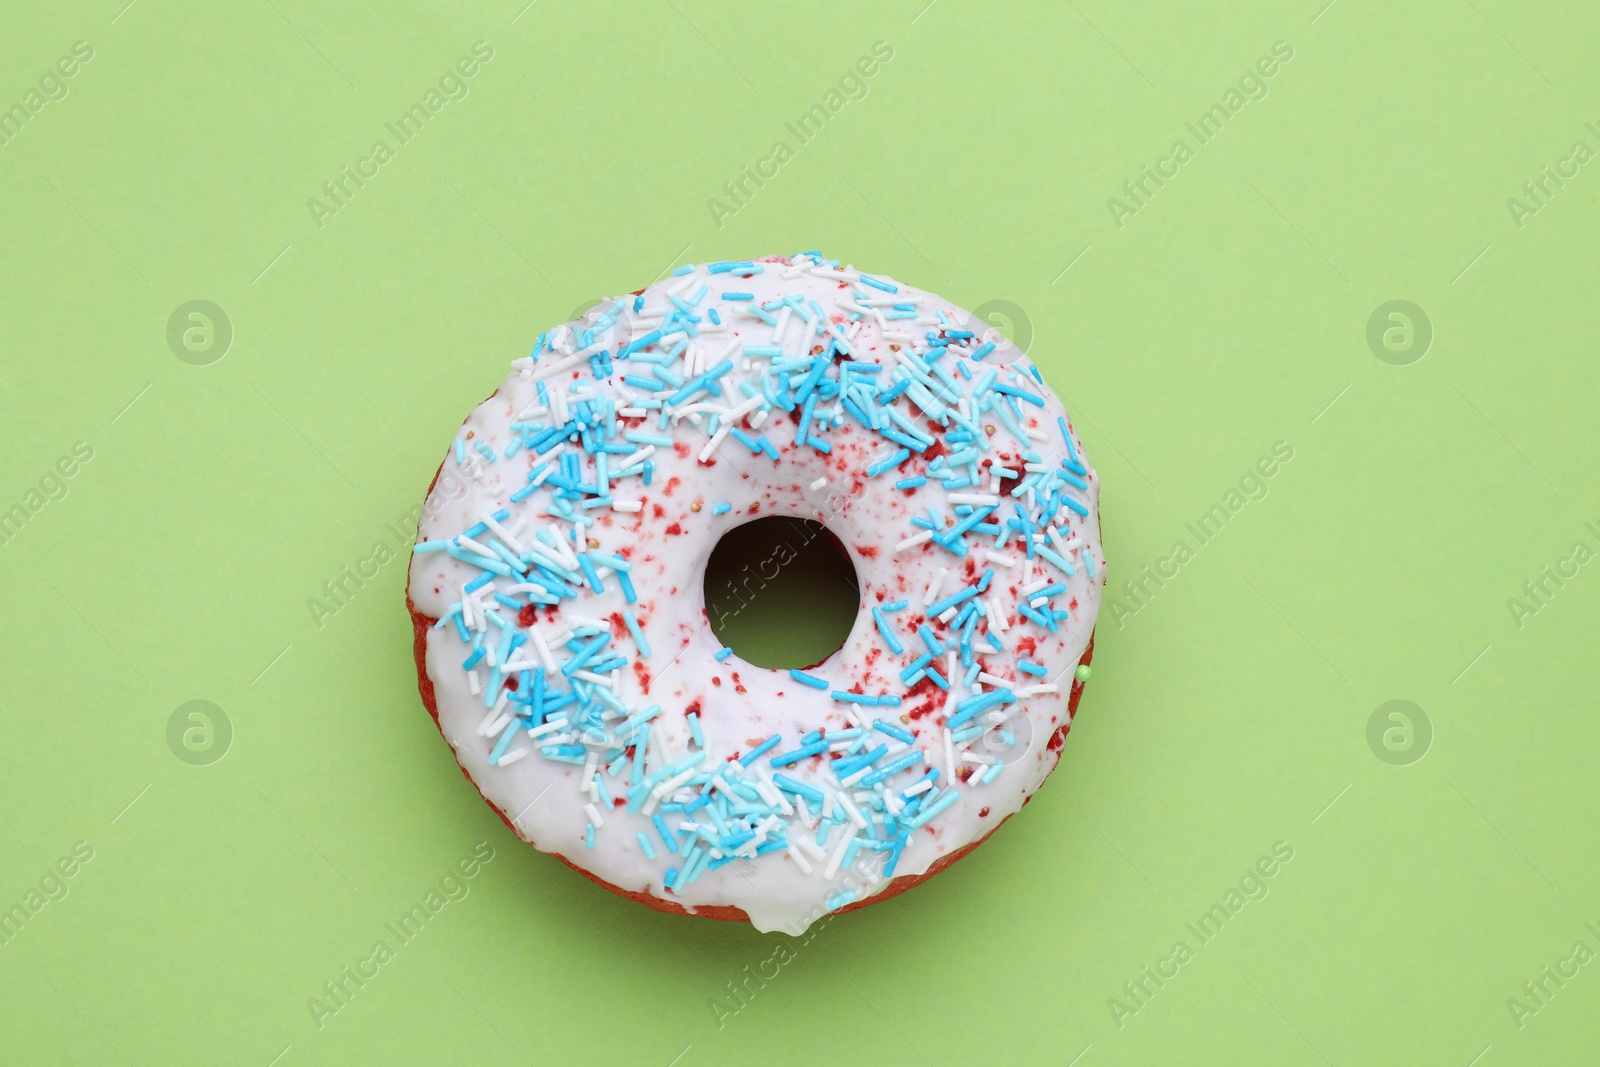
{"left": 740, "top": 734, "right": 782, "bottom": 766}
{"left": 637, "top": 832, "right": 657, "bottom": 860}
{"left": 788, "top": 669, "right": 828, "bottom": 689}
{"left": 873, "top": 719, "right": 915, "bottom": 744}
{"left": 652, "top": 814, "right": 680, "bottom": 853}
{"left": 927, "top": 585, "right": 978, "bottom": 617}
{"left": 866, "top": 448, "right": 911, "bottom": 477}
{"left": 770, "top": 739, "right": 829, "bottom": 767}
{"left": 714, "top": 645, "right": 734, "bottom": 661}
{"left": 871, "top": 607, "right": 904, "bottom": 654}
{"left": 712, "top": 502, "right": 732, "bottom": 515}
{"left": 772, "top": 774, "right": 824, "bottom": 804}
{"left": 895, "top": 475, "right": 927, "bottom": 491}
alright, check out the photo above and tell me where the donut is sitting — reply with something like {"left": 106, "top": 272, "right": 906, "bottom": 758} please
{"left": 406, "top": 252, "right": 1104, "bottom": 933}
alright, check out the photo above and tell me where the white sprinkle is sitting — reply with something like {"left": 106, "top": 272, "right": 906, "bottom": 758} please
{"left": 496, "top": 747, "right": 528, "bottom": 766}
{"left": 697, "top": 425, "right": 731, "bottom": 462}
{"left": 903, "top": 779, "right": 933, "bottom": 798}
{"left": 465, "top": 670, "right": 482, "bottom": 696}
{"left": 985, "top": 550, "right": 1017, "bottom": 568}
{"left": 1015, "top": 684, "right": 1060, "bottom": 698}
{"left": 977, "top": 672, "right": 1012, "bottom": 688}
{"left": 923, "top": 567, "right": 950, "bottom": 606}
{"left": 786, "top": 842, "right": 814, "bottom": 874}
{"left": 896, "top": 530, "right": 934, "bottom": 553}
{"left": 456, "top": 534, "right": 495, "bottom": 558}
{"left": 947, "top": 493, "right": 1001, "bottom": 506}
{"left": 797, "top": 836, "right": 827, "bottom": 862}
{"left": 531, "top": 353, "right": 585, "bottom": 381}
{"left": 823, "top": 826, "right": 858, "bottom": 880}
{"left": 837, "top": 793, "right": 868, "bottom": 829}
{"left": 810, "top": 477, "right": 829, "bottom": 491}
{"left": 482, "top": 515, "right": 526, "bottom": 555}
{"left": 584, "top": 803, "right": 605, "bottom": 828}
{"left": 530, "top": 628, "right": 557, "bottom": 673}
{"left": 612, "top": 500, "right": 643, "bottom": 513}
{"left": 617, "top": 445, "right": 655, "bottom": 470}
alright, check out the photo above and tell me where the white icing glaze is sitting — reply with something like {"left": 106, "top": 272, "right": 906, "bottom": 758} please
{"left": 408, "top": 254, "right": 1103, "bottom": 932}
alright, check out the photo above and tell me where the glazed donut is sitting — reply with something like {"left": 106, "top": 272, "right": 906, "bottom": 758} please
{"left": 406, "top": 252, "right": 1104, "bottom": 933}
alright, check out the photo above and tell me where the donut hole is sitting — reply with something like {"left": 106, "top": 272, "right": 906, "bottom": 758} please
{"left": 704, "top": 517, "right": 859, "bottom": 670}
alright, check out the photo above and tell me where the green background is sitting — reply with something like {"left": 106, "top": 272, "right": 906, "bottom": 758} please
{"left": 2, "top": 1, "right": 1596, "bottom": 1063}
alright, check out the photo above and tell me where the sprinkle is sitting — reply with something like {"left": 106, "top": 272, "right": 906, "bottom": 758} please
{"left": 772, "top": 774, "right": 824, "bottom": 804}
{"left": 788, "top": 669, "right": 828, "bottom": 690}
{"left": 714, "top": 645, "right": 734, "bottom": 661}
{"left": 739, "top": 734, "right": 782, "bottom": 766}
{"left": 873, "top": 719, "right": 916, "bottom": 744}
{"left": 711, "top": 502, "right": 732, "bottom": 515}
{"left": 870, "top": 607, "right": 904, "bottom": 654}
